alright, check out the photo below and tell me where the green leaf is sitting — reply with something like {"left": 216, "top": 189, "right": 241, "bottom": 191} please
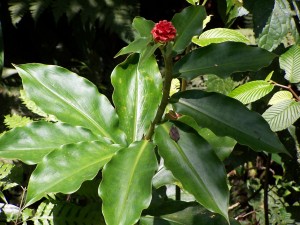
{"left": 154, "top": 122, "right": 229, "bottom": 221}
{"left": 132, "top": 17, "right": 155, "bottom": 38}
{"left": 4, "top": 114, "right": 33, "bottom": 129}
{"left": 173, "top": 42, "right": 276, "bottom": 80}
{"left": 0, "top": 21, "right": 3, "bottom": 75}
{"left": 172, "top": 5, "right": 207, "bottom": 54}
{"left": 152, "top": 167, "right": 178, "bottom": 188}
{"left": 279, "top": 45, "right": 300, "bottom": 83}
{"left": 268, "top": 91, "right": 293, "bottom": 105}
{"left": 111, "top": 54, "right": 162, "bottom": 143}
{"left": 14, "top": 63, "right": 126, "bottom": 145}
{"left": 115, "top": 37, "right": 152, "bottom": 57}
{"left": 171, "top": 90, "right": 287, "bottom": 154}
{"left": 258, "top": 0, "right": 299, "bottom": 51}
{"left": 228, "top": 80, "right": 274, "bottom": 104}
{"left": 25, "top": 141, "right": 122, "bottom": 207}
{"left": 99, "top": 140, "right": 157, "bottom": 225}
{"left": 0, "top": 122, "right": 102, "bottom": 165}
{"left": 192, "top": 28, "right": 249, "bottom": 47}
{"left": 262, "top": 99, "right": 300, "bottom": 132}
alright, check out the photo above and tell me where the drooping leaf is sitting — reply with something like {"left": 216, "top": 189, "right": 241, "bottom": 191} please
{"left": 25, "top": 141, "right": 122, "bottom": 206}
{"left": 192, "top": 28, "right": 249, "bottom": 47}
{"left": 262, "top": 99, "right": 300, "bottom": 132}
{"left": 228, "top": 80, "right": 274, "bottom": 104}
{"left": 115, "top": 37, "right": 152, "bottom": 57}
{"left": 0, "top": 122, "right": 102, "bottom": 165}
{"left": 173, "top": 42, "right": 276, "bottom": 80}
{"left": 268, "top": 91, "right": 293, "bottom": 105}
{"left": 257, "top": 0, "right": 299, "bottom": 51}
{"left": 172, "top": 5, "right": 207, "bottom": 54}
{"left": 99, "top": 140, "right": 157, "bottom": 225}
{"left": 111, "top": 54, "right": 162, "bottom": 143}
{"left": 279, "top": 45, "right": 300, "bottom": 83}
{"left": 170, "top": 90, "right": 287, "bottom": 154}
{"left": 154, "top": 122, "right": 229, "bottom": 221}
{"left": 14, "top": 63, "right": 126, "bottom": 145}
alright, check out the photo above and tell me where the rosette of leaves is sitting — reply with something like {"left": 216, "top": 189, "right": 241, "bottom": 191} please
{"left": 0, "top": 4, "right": 288, "bottom": 225}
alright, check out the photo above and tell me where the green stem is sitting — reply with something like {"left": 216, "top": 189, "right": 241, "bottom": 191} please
{"left": 145, "top": 45, "right": 173, "bottom": 140}
{"left": 264, "top": 153, "right": 272, "bottom": 225}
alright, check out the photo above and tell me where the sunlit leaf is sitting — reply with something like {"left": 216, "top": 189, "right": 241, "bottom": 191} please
{"left": 279, "top": 45, "right": 300, "bottom": 83}
{"left": 154, "top": 122, "right": 229, "bottom": 221}
{"left": 263, "top": 99, "right": 300, "bottom": 132}
{"left": 192, "top": 28, "right": 249, "bottom": 47}
{"left": 173, "top": 42, "right": 276, "bottom": 80}
{"left": 0, "top": 122, "right": 103, "bottom": 165}
{"left": 171, "top": 90, "right": 287, "bottom": 154}
{"left": 99, "top": 141, "right": 157, "bottom": 225}
{"left": 228, "top": 80, "right": 274, "bottom": 104}
{"left": 25, "top": 141, "right": 122, "bottom": 206}
{"left": 14, "top": 64, "right": 126, "bottom": 145}
{"left": 268, "top": 91, "right": 293, "bottom": 105}
{"left": 111, "top": 54, "right": 162, "bottom": 143}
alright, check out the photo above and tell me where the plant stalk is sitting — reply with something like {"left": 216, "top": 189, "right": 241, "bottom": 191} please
{"left": 264, "top": 153, "right": 272, "bottom": 225}
{"left": 145, "top": 44, "right": 173, "bottom": 140}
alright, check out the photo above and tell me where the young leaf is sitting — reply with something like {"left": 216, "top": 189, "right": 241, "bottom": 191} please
{"left": 172, "top": 5, "right": 207, "bottom": 54}
{"left": 228, "top": 80, "right": 274, "bottom": 104}
{"left": 14, "top": 63, "right": 126, "bottom": 145}
{"left": 132, "top": 17, "right": 155, "bottom": 38}
{"left": 279, "top": 45, "right": 300, "bottom": 83}
{"left": 170, "top": 90, "right": 288, "bottom": 154}
{"left": 173, "top": 42, "right": 276, "bottom": 80}
{"left": 0, "top": 122, "right": 102, "bottom": 164}
{"left": 192, "top": 28, "right": 249, "bottom": 47}
{"left": 25, "top": 141, "right": 123, "bottom": 207}
{"left": 111, "top": 54, "right": 162, "bottom": 143}
{"left": 4, "top": 114, "right": 32, "bottom": 129}
{"left": 257, "top": 0, "right": 299, "bottom": 51}
{"left": 154, "top": 122, "right": 229, "bottom": 222}
{"left": 268, "top": 90, "right": 293, "bottom": 105}
{"left": 99, "top": 140, "right": 157, "bottom": 225}
{"left": 262, "top": 99, "right": 300, "bottom": 132}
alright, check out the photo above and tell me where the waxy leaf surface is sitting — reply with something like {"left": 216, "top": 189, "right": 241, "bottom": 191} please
{"left": 99, "top": 141, "right": 157, "bottom": 225}
{"left": 14, "top": 64, "right": 126, "bottom": 145}
{"left": 173, "top": 42, "right": 276, "bottom": 80}
{"left": 112, "top": 54, "right": 162, "bottom": 143}
{"left": 171, "top": 90, "right": 287, "bottom": 154}
{"left": 154, "top": 122, "right": 229, "bottom": 221}
{"left": 0, "top": 122, "right": 101, "bottom": 164}
{"left": 25, "top": 141, "right": 122, "bottom": 206}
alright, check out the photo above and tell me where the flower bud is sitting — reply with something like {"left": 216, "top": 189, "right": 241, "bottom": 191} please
{"left": 151, "top": 20, "right": 176, "bottom": 43}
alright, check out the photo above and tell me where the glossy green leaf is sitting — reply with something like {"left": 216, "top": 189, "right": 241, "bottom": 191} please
{"left": 192, "top": 28, "right": 249, "bottom": 47}
{"left": 99, "top": 140, "right": 157, "bottom": 225}
{"left": 0, "top": 21, "right": 3, "bottom": 75}
{"left": 0, "top": 122, "right": 102, "bottom": 165}
{"left": 173, "top": 42, "right": 276, "bottom": 80}
{"left": 111, "top": 54, "right": 162, "bottom": 143}
{"left": 152, "top": 167, "right": 178, "bottom": 188}
{"left": 140, "top": 205, "right": 240, "bottom": 225}
{"left": 25, "top": 141, "right": 122, "bottom": 207}
{"left": 228, "top": 80, "right": 274, "bottom": 104}
{"left": 171, "top": 90, "right": 287, "bottom": 154}
{"left": 258, "top": 0, "right": 299, "bottom": 51}
{"left": 177, "top": 115, "right": 236, "bottom": 161}
{"left": 268, "top": 91, "right": 293, "bottom": 105}
{"left": 115, "top": 37, "right": 152, "bottom": 57}
{"left": 14, "top": 63, "right": 126, "bottom": 145}
{"left": 279, "top": 45, "right": 300, "bottom": 83}
{"left": 172, "top": 5, "right": 207, "bottom": 54}
{"left": 132, "top": 17, "right": 155, "bottom": 38}
{"left": 154, "top": 122, "right": 229, "bottom": 221}
{"left": 263, "top": 99, "right": 300, "bottom": 132}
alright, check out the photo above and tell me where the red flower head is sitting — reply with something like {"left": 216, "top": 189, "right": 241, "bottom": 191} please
{"left": 151, "top": 20, "right": 177, "bottom": 43}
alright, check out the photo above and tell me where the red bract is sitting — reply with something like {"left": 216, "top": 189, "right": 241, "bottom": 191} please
{"left": 151, "top": 20, "right": 176, "bottom": 43}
